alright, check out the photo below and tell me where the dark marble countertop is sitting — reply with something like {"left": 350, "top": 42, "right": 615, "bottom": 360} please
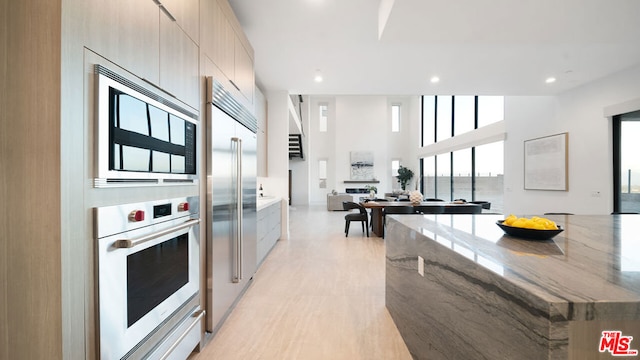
{"left": 387, "top": 214, "right": 640, "bottom": 321}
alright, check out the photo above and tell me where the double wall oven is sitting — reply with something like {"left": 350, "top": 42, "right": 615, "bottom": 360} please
{"left": 93, "top": 66, "right": 203, "bottom": 360}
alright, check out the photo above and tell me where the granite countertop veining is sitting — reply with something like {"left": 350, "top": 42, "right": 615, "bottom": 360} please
{"left": 387, "top": 214, "right": 640, "bottom": 321}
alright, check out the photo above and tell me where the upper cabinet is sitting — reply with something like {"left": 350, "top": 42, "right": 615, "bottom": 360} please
{"left": 84, "top": 0, "right": 160, "bottom": 84}
{"left": 202, "top": 0, "right": 255, "bottom": 107}
{"left": 159, "top": 9, "right": 199, "bottom": 109}
{"left": 84, "top": 0, "right": 199, "bottom": 110}
{"left": 158, "top": 0, "right": 200, "bottom": 44}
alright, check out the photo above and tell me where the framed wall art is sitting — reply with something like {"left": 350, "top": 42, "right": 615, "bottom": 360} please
{"left": 524, "top": 132, "right": 568, "bottom": 191}
{"left": 350, "top": 151, "right": 374, "bottom": 180}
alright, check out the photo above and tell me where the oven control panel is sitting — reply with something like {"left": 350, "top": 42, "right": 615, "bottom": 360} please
{"left": 95, "top": 196, "right": 199, "bottom": 238}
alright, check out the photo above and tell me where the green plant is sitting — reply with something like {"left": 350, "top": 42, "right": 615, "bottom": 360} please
{"left": 365, "top": 184, "right": 377, "bottom": 193}
{"left": 396, "top": 166, "right": 414, "bottom": 190}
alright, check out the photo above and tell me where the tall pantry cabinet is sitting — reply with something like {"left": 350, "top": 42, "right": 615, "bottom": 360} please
{"left": 1, "top": 0, "right": 255, "bottom": 359}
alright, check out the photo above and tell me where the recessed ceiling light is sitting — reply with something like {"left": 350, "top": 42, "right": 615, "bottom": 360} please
{"left": 545, "top": 77, "right": 556, "bottom": 84}
{"left": 430, "top": 76, "right": 440, "bottom": 83}
{"left": 314, "top": 69, "right": 323, "bottom": 83}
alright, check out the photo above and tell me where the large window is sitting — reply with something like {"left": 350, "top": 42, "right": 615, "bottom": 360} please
{"left": 452, "top": 148, "right": 472, "bottom": 201}
{"left": 475, "top": 141, "right": 504, "bottom": 211}
{"left": 477, "top": 96, "right": 504, "bottom": 128}
{"left": 420, "top": 95, "right": 505, "bottom": 212}
{"left": 435, "top": 154, "right": 451, "bottom": 201}
{"left": 454, "top": 96, "right": 475, "bottom": 136}
{"left": 422, "top": 96, "right": 435, "bottom": 146}
{"left": 614, "top": 110, "right": 640, "bottom": 213}
{"left": 436, "top": 96, "right": 452, "bottom": 142}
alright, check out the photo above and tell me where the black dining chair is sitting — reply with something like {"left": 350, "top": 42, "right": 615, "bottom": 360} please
{"left": 342, "top": 201, "right": 369, "bottom": 237}
{"left": 382, "top": 206, "right": 415, "bottom": 238}
{"left": 469, "top": 201, "right": 491, "bottom": 210}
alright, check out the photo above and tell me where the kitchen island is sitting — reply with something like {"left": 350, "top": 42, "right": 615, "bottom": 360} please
{"left": 385, "top": 214, "right": 640, "bottom": 360}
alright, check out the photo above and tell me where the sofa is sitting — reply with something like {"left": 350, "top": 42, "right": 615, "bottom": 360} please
{"left": 327, "top": 194, "right": 353, "bottom": 211}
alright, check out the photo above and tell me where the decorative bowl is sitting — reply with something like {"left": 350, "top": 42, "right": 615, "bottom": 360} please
{"left": 496, "top": 220, "right": 564, "bottom": 240}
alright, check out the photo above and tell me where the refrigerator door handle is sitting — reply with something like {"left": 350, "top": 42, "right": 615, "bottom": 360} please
{"left": 232, "top": 136, "right": 243, "bottom": 283}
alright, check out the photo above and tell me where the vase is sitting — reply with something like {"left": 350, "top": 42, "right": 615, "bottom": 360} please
{"left": 409, "top": 190, "right": 423, "bottom": 204}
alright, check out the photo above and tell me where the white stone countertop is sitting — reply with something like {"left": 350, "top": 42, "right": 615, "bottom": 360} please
{"left": 256, "top": 196, "right": 281, "bottom": 211}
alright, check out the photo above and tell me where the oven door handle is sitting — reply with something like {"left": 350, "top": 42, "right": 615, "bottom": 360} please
{"left": 114, "top": 219, "right": 200, "bottom": 249}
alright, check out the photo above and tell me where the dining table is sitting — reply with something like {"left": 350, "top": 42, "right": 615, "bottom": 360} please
{"left": 361, "top": 200, "right": 483, "bottom": 237}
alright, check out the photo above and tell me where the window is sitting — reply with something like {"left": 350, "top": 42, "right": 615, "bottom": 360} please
{"left": 422, "top": 156, "right": 436, "bottom": 198}
{"left": 475, "top": 141, "right": 504, "bottom": 213}
{"left": 319, "top": 103, "right": 328, "bottom": 132}
{"left": 391, "top": 159, "right": 400, "bottom": 177}
{"left": 318, "top": 159, "right": 327, "bottom": 189}
{"left": 436, "top": 96, "right": 452, "bottom": 142}
{"left": 435, "top": 154, "right": 451, "bottom": 201}
{"left": 452, "top": 148, "right": 472, "bottom": 201}
{"left": 419, "top": 95, "right": 504, "bottom": 208}
{"left": 422, "top": 96, "right": 435, "bottom": 146}
{"left": 391, "top": 104, "right": 401, "bottom": 132}
{"left": 454, "top": 96, "right": 475, "bottom": 136}
{"left": 477, "top": 96, "right": 504, "bottom": 128}
{"left": 614, "top": 110, "right": 640, "bottom": 213}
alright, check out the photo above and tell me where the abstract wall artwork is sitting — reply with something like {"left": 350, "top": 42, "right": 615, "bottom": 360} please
{"left": 350, "top": 151, "right": 374, "bottom": 180}
{"left": 524, "top": 132, "right": 568, "bottom": 191}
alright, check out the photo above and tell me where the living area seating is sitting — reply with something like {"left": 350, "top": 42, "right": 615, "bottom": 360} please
{"left": 343, "top": 201, "right": 369, "bottom": 237}
{"left": 327, "top": 193, "right": 353, "bottom": 211}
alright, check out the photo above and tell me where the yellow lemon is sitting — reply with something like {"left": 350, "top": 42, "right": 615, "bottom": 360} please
{"left": 503, "top": 215, "right": 558, "bottom": 230}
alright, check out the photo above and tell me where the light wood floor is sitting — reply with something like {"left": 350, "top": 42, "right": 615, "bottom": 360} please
{"left": 190, "top": 205, "right": 412, "bottom": 360}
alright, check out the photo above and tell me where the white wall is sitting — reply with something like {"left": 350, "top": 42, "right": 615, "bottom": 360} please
{"left": 255, "top": 86, "right": 268, "bottom": 177}
{"left": 266, "top": 90, "right": 291, "bottom": 238}
{"left": 503, "top": 64, "right": 640, "bottom": 215}
{"left": 307, "top": 95, "right": 421, "bottom": 205}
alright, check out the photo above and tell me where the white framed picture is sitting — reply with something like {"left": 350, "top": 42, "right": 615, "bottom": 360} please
{"left": 350, "top": 151, "right": 374, "bottom": 180}
{"left": 524, "top": 132, "right": 568, "bottom": 191}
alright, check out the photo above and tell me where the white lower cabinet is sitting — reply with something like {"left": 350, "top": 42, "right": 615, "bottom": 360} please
{"left": 257, "top": 201, "right": 281, "bottom": 266}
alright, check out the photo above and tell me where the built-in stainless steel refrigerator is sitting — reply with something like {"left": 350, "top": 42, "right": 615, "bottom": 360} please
{"left": 205, "top": 77, "right": 257, "bottom": 333}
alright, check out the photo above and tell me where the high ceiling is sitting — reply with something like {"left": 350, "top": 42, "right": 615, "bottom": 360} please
{"left": 229, "top": 0, "right": 640, "bottom": 96}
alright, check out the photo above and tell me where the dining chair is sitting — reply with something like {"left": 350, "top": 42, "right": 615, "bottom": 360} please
{"left": 342, "top": 201, "right": 369, "bottom": 237}
{"left": 469, "top": 201, "right": 491, "bottom": 210}
{"left": 382, "top": 206, "right": 414, "bottom": 238}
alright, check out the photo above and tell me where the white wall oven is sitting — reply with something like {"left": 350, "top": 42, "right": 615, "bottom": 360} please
{"left": 95, "top": 197, "right": 203, "bottom": 360}
{"left": 95, "top": 65, "right": 198, "bottom": 187}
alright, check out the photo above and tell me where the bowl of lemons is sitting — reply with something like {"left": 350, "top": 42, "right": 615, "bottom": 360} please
{"left": 496, "top": 215, "right": 563, "bottom": 240}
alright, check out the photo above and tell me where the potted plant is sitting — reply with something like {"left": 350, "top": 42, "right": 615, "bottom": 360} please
{"left": 365, "top": 184, "right": 377, "bottom": 198}
{"left": 396, "top": 166, "right": 414, "bottom": 191}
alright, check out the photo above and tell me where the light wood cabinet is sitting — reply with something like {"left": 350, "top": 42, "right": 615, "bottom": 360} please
{"left": 233, "top": 36, "right": 255, "bottom": 104}
{"left": 159, "top": 11, "right": 200, "bottom": 109}
{"left": 85, "top": 0, "right": 160, "bottom": 83}
{"left": 201, "top": 0, "right": 255, "bottom": 106}
{"left": 159, "top": 0, "right": 200, "bottom": 44}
